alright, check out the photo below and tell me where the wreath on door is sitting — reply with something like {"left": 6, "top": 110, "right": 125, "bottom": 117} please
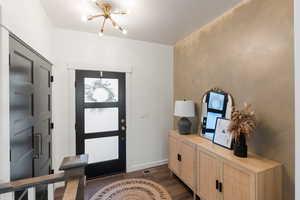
{"left": 85, "top": 79, "right": 117, "bottom": 102}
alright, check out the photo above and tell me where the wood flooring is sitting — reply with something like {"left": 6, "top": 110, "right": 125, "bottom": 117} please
{"left": 55, "top": 165, "right": 194, "bottom": 200}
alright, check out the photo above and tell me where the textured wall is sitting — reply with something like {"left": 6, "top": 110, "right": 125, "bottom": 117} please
{"left": 174, "top": 0, "right": 294, "bottom": 199}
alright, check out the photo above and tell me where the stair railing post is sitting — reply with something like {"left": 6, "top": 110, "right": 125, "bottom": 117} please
{"left": 59, "top": 154, "right": 88, "bottom": 200}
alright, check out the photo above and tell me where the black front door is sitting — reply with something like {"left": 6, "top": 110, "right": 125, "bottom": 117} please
{"left": 9, "top": 34, "right": 52, "bottom": 200}
{"left": 75, "top": 70, "right": 126, "bottom": 179}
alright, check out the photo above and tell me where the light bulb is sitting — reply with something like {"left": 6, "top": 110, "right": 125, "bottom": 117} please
{"left": 81, "top": 15, "right": 88, "bottom": 22}
{"left": 125, "top": 9, "right": 131, "bottom": 15}
{"left": 122, "top": 29, "right": 127, "bottom": 35}
{"left": 98, "top": 32, "right": 104, "bottom": 37}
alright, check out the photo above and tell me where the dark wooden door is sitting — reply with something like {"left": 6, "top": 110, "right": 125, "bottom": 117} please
{"left": 75, "top": 70, "right": 126, "bottom": 179}
{"left": 32, "top": 51, "right": 52, "bottom": 200}
{"left": 9, "top": 34, "right": 52, "bottom": 200}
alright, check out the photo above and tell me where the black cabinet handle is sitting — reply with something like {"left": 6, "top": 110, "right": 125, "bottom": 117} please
{"left": 177, "top": 154, "right": 182, "bottom": 162}
{"left": 219, "top": 182, "right": 223, "bottom": 193}
{"left": 216, "top": 180, "right": 219, "bottom": 190}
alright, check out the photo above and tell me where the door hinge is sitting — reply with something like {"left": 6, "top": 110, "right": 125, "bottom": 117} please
{"left": 74, "top": 81, "right": 77, "bottom": 88}
{"left": 75, "top": 123, "right": 77, "bottom": 130}
{"left": 50, "top": 122, "right": 54, "bottom": 129}
{"left": 49, "top": 169, "right": 54, "bottom": 174}
{"left": 50, "top": 76, "right": 54, "bottom": 83}
{"left": 9, "top": 149, "right": 12, "bottom": 162}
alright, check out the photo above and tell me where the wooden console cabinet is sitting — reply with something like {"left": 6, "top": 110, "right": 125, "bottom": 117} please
{"left": 168, "top": 130, "right": 282, "bottom": 200}
{"left": 169, "top": 134, "right": 196, "bottom": 190}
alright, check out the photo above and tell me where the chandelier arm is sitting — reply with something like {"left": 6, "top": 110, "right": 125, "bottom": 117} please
{"left": 101, "top": 18, "right": 107, "bottom": 32}
{"left": 108, "top": 16, "right": 120, "bottom": 28}
{"left": 88, "top": 14, "right": 105, "bottom": 20}
{"left": 112, "top": 10, "right": 127, "bottom": 15}
{"left": 96, "top": 1, "right": 106, "bottom": 11}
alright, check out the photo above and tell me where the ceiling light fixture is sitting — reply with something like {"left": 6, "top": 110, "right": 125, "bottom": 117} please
{"left": 83, "top": 0, "right": 129, "bottom": 36}
{"left": 122, "top": 29, "right": 127, "bottom": 35}
{"left": 81, "top": 15, "right": 88, "bottom": 22}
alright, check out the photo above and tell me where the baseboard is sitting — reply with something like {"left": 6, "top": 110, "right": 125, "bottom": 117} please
{"left": 127, "top": 159, "right": 168, "bottom": 173}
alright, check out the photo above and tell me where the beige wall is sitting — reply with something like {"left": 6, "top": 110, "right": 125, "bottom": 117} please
{"left": 174, "top": 0, "right": 294, "bottom": 199}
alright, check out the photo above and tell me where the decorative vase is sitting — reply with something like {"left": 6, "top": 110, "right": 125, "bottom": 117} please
{"left": 233, "top": 133, "right": 248, "bottom": 158}
{"left": 178, "top": 117, "right": 192, "bottom": 135}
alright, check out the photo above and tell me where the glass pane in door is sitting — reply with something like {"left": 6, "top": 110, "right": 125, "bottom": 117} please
{"left": 84, "top": 108, "right": 119, "bottom": 133}
{"left": 85, "top": 136, "right": 119, "bottom": 164}
{"left": 84, "top": 78, "right": 118, "bottom": 103}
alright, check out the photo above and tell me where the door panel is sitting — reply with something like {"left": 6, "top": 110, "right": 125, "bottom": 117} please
{"left": 35, "top": 63, "right": 51, "bottom": 115}
{"left": 180, "top": 141, "right": 195, "bottom": 189}
{"left": 223, "top": 163, "right": 252, "bottom": 200}
{"left": 197, "top": 150, "right": 220, "bottom": 200}
{"left": 9, "top": 35, "right": 52, "bottom": 200}
{"left": 11, "top": 127, "right": 33, "bottom": 165}
{"left": 168, "top": 136, "right": 180, "bottom": 175}
{"left": 34, "top": 119, "right": 51, "bottom": 173}
{"left": 76, "top": 70, "right": 126, "bottom": 178}
{"left": 84, "top": 107, "right": 119, "bottom": 133}
{"left": 10, "top": 37, "right": 35, "bottom": 182}
{"left": 85, "top": 136, "right": 119, "bottom": 164}
{"left": 34, "top": 60, "right": 52, "bottom": 200}
{"left": 85, "top": 78, "right": 119, "bottom": 103}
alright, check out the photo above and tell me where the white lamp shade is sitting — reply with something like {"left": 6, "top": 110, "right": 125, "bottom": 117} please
{"left": 174, "top": 100, "right": 195, "bottom": 117}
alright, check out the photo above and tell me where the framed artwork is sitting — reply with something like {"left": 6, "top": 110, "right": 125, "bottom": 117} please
{"left": 213, "top": 118, "right": 233, "bottom": 149}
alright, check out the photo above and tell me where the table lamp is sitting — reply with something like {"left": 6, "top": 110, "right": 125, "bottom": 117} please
{"left": 174, "top": 100, "right": 195, "bottom": 134}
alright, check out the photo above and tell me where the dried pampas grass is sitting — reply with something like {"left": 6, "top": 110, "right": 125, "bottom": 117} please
{"left": 229, "top": 103, "right": 256, "bottom": 140}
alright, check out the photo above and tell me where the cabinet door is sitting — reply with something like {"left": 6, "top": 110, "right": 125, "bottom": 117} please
{"left": 180, "top": 141, "right": 195, "bottom": 189}
{"left": 223, "top": 163, "right": 253, "bottom": 200}
{"left": 197, "top": 150, "right": 220, "bottom": 200}
{"left": 169, "top": 136, "right": 180, "bottom": 175}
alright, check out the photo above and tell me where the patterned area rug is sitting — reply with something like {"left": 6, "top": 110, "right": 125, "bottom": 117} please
{"left": 90, "top": 178, "right": 172, "bottom": 200}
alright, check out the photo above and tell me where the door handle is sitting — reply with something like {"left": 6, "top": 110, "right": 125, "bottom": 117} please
{"left": 34, "top": 133, "right": 42, "bottom": 159}
{"left": 219, "top": 182, "right": 223, "bottom": 193}
{"left": 216, "top": 180, "right": 219, "bottom": 190}
{"left": 177, "top": 154, "right": 182, "bottom": 162}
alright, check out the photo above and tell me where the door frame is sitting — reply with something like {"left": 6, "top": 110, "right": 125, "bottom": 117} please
{"left": 0, "top": 12, "right": 11, "bottom": 186}
{"left": 75, "top": 70, "right": 126, "bottom": 178}
{"left": 65, "top": 63, "right": 132, "bottom": 173}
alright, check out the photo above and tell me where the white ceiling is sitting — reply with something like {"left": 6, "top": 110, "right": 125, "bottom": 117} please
{"left": 41, "top": 0, "right": 241, "bottom": 45}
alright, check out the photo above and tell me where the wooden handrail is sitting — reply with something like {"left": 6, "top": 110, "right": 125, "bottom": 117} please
{"left": 0, "top": 173, "right": 65, "bottom": 194}
{"left": 62, "top": 179, "right": 80, "bottom": 200}
{"left": 0, "top": 154, "right": 88, "bottom": 200}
